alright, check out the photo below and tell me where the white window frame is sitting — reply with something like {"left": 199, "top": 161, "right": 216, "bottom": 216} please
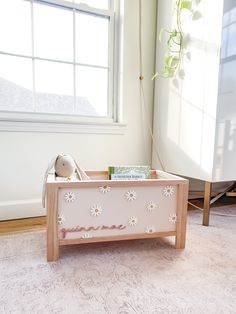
{"left": 0, "top": 0, "right": 126, "bottom": 134}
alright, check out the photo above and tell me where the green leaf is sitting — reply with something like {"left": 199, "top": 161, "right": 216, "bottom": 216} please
{"left": 163, "top": 66, "right": 175, "bottom": 78}
{"left": 165, "top": 54, "right": 172, "bottom": 67}
{"left": 165, "top": 54, "right": 179, "bottom": 68}
{"left": 170, "top": 56, "right": 179, "bottom": 67}
{"left": 161, "top": 70, "right": 170, "bottom": 78}
{"left": 181, "top": 1, "right": 192, "bottom": 11}
{"left": 168, "top": 69, "right": 175, "bottom": 78}
{"left": 152, "top": 72, "right": 159, "bottom": 80}
{"left": 159, "top": 27, "right": 165, "bottom": 42}
{"left": 167, "top": 29, "right": 178, "bottom": 45}
{"left": 172, "top": 29, "right": 178, "bottom": 37}
{"left": 192, "top": 11, "right": 203, "bottom": 20}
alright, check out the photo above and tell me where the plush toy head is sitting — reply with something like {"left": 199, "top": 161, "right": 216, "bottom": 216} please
{"left": 42, "top": 154, "right": 91, "bottom": 208}
{"left": 55, "top": 154, "right": 76, "bottom": 178}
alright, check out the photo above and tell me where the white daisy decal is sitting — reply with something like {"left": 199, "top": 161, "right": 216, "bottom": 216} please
{"left": 125, "top": 190, "right": 137, "bottom": 201}
{"left": 64, "top": 191, "right": 75, "bottom": 203}
{"left": 58, "top": 214, "right": 65, "bottom": 225}
{"left": 147, "top": 202, "right": 157, "bottom": 211}
{"left": 163, "top": 186, "right": 175, "bottom": 197}
{"left": 82, "top": 233, "right": 92, "bottom": 239}
{"left": 128, "top": 216, "right": 138, "bottom": 226}
{"left": 99, "top": 186, "right": 111, "bottom": 194}
{"left": 169, "top": 213, "right": 177, "bottom": 224}
{"left": 90, "top": 204, "right": 103, "bottom": 217}
{"left": 145, "top": 225, "right": 156, "bottom": 234}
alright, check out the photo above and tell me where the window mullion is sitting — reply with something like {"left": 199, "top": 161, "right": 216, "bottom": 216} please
{"left": 108, "top": 12, "right": 114, "bottom": 119}
{"left": 31, "top": 0, "right": 36, "bottom": 112}
{"left": 35, "top": 0, "right": 113, "bottom": 18}
{"left": 0, "top": 51, "right": 108, "bottom": 70}
{"left": 73, "top": 8, "right": 76, "bottom": 114}
{"left": 108, "top": 0, "right": 113, "bottom": 11}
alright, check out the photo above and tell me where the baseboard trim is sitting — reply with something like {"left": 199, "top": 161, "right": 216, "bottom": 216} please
{"left": 0, "top": 199, "right": 45, "bottom": 221}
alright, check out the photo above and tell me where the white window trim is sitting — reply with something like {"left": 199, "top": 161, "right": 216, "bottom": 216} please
{"left": 0, "top": 119, "right": 127, "bottom": 134}
{"left": 0, "top": 110, "right": 126, "bottom": 134}
{"left": 0, "top": 0, "right": 125, "bottom": 134}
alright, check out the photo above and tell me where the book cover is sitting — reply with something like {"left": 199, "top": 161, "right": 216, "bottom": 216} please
{"left": 108, "top": 166, "right": 150, "bottom": 180}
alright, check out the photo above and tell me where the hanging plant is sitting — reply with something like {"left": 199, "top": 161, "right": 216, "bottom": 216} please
{"left": 152, "top": 0, "right": 203, "bottom": 80}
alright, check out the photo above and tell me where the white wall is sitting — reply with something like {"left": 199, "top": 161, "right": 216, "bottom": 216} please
{"left": 0, "top": 0, "right": 157, "bottom": 220}
{"left": 152, "top": 0, "right": 224, "bottom": 182}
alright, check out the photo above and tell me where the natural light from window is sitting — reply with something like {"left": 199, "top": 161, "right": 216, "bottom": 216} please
{"left": 0, "top": 0, "right": 113, "bottom": 118}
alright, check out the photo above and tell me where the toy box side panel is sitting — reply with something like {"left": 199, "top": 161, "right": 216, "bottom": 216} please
{"left": 58, "top": 184, "right": 178, "bottom": 240}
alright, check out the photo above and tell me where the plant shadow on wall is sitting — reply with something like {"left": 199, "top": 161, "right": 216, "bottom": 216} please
{"left": 153, "top": 0, "right": 203, "bottom": 87}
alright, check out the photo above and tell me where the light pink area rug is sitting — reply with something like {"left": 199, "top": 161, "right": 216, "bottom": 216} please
{"left": 0, "top": 207, "right": 236, "bottom": 313}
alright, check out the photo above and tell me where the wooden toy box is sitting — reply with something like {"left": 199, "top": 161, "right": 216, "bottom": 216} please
{"left": 46, "top": 170, "right": 188, "bottom": 261}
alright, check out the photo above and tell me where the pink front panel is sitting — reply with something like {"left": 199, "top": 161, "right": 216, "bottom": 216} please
{"left": 58, "top": 184, "right": 178, "bottom": 240}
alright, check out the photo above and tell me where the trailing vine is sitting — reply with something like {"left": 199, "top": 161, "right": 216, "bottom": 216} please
{"left": 153, "top": 0, "right": 203, "bottom": 80}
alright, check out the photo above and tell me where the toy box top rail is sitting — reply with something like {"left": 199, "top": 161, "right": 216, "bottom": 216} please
{"left": 46, "top": 170, "right": 188, "bottom": 187}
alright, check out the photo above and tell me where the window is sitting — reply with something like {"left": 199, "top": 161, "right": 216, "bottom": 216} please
{"left": 221, "top": 6, "right": 236, "bottom": 60}
{"left": 220, "top": 6, "right": 236, "bottom": 95}
{"left": 0, "top": 0, "right": 123, "bottom": 132}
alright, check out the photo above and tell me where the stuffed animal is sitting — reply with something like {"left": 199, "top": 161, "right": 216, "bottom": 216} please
{"left": 54, "top": 154, "right": 90, "bottom": 180}
{"left": 54, "top": 154, "right": 76, "bottom": 178}
{"left": 42, "top": 154, "right": 90, "bottom": 207}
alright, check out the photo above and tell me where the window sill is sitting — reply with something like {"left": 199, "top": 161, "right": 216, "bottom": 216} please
{"left": 0, "top": 112, "right": 127, "bottom": 135}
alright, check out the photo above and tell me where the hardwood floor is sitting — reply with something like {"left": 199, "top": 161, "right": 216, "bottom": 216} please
{"left": 0, "top": 216, "right": 46, "bottom": 235}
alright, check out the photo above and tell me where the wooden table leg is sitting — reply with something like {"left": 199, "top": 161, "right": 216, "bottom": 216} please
{"left": 203, "top": 181, "right": 212, "bottom": 226}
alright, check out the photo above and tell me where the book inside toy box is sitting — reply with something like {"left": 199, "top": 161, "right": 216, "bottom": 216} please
{"left": 108, "top": 166, "right": 150, "bottom": 180}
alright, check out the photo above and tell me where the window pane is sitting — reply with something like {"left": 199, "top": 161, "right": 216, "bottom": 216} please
{"left": 76, "top": 12, "right": 109, "bottom": 66}
{"left": 229, "top": 7, "right": 236, "bottom": 24}
{"left": 76, "top": 66, "right": 108, "bottom": 116}
{"left": 35, "top": 60, "right": 74, "bottom": 114}
{"left": 222, "top": 11, "right": 230, "bottom": 28}
{"left": 0, "top": 0, "right": 31, "bottom": 55}
{"left": 34, "top": 3, "right": 73, "bottom": 62}
{"left": 0, "top": 55, "right": 33, "bottom": 112}
{"left": 74, "top": 0, "right": 109, "bottom": 10}
{"left": 221, "top": 28, "right": 227, "bottom": 59}
{"left": 227, "top": 23, "right": 236, "bottom": 57}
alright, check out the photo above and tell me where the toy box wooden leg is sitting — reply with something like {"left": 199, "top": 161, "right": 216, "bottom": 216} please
{"left": 175, "top": 183, "right": 188, "bottom": 249}
{"left": 47, "top": 185, "right": 59, "bottom": 262}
